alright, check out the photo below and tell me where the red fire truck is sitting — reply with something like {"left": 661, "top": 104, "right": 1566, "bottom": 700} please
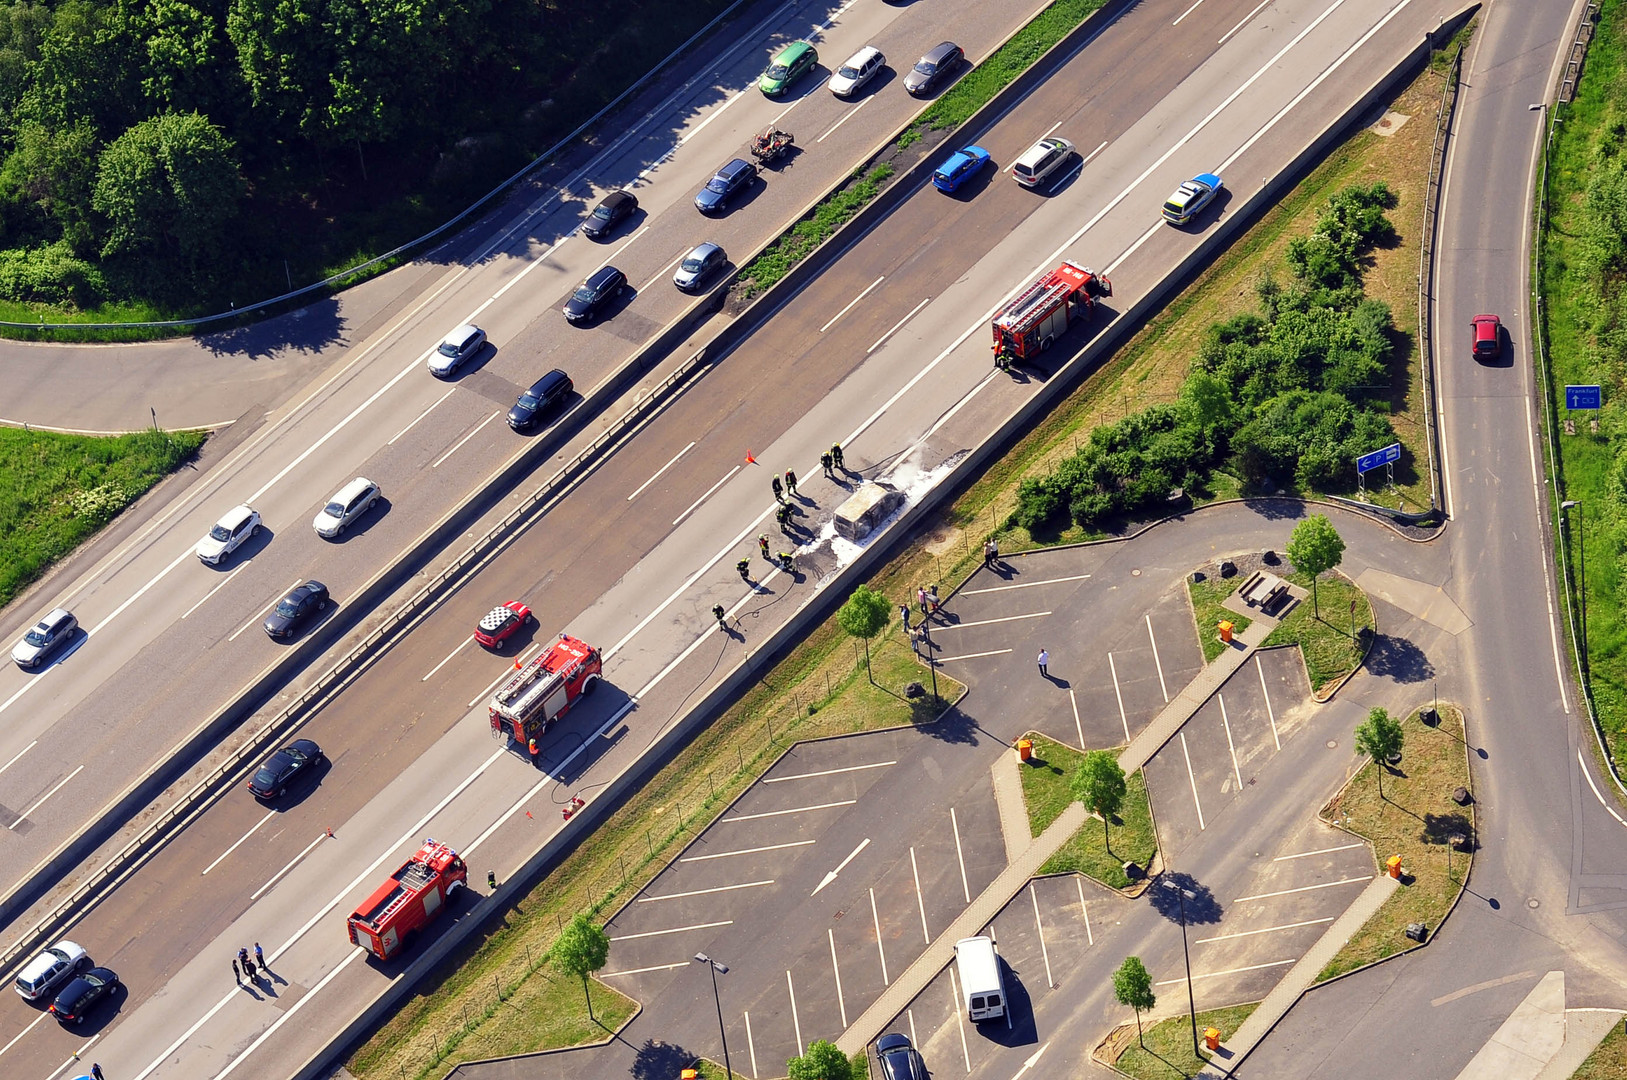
{"left": 347, "top": 839, "right": 467, "bottom": 960}
{"left": 992, "top": 260, "right": 1111, "bottom": 365}
{"left": 488, "top": 633, "right": 602, "bottom": 744}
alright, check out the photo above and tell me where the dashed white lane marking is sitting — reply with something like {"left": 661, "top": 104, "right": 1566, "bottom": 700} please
{"left": 868, "top": 297, "right": 931, "bottom": 354}
{"left": 628, "top": 441, "right": 696, "bottom": 501}
{"left": 1274, "top": 841, "right": 1364, "bottom": 861}
{"left": 467, "top": 642, "right": 542, "bottom": 707}
{"left": 1156, "top": 958, "right": 1296, "bottom": 986}
{"left": 963, "top": 573, "right": 1091, "bottom": 594}
{"left": 422, "top": 635, "right": 475, "bottom": 682}
{"left": 817, "top": 95, "right": 874, "bottom": 143}
{"left": 821, "top": 275, "right": 886, "bottom": 333}
{"left": 1220, "top": 694, "right": 1243, "bottom": 790}
{"left": 389, "top": 386, "right": 455, "bottom": 445}
{"left": 10, "top": 764, "right": 84, "bottom": 830}
{"left": 608, "top": 919, "right": 732, "bottom": 941}
{"left": 1234, "top": 876, "right": 1372, "bottom": 902}
{"left": 0, "top": 1012, "right": 48, "bottom": 1059}
{"left": 229, "top": 578, "right": 299, "bottom": 642}
{"left": 931, "top": 611, "right": 1051, "bottom": 631}
{"left": 1196, "top": 917, "right": 1335, "bottom": 944}
{"left": 0, "top": 739, "right": 37, "bottom": 779}
{"left": 725, "top": 799, "right": 855, "bottom": 822}
{"left": 1181, "top": 732, "right": 1205, "bottom": 831}
{"left": 674, "top": 465, "right": 742, "bottom": 526}
{"left": 1173, "top": 0, "right": 1210, "bottom": 25}
{"left": 681, "top": 839, "right": 815, "bottom": 862}
{"left": 765, "top": 760, "right": 895, "bottom": 783}
{"left": 431, "top": 411, "right": 500, "bottom": 468}
{"left": 1110, "top": 653, "right": 1131, "bottom": 742}
{"left": 182, "top": 562, "right": 249, "bottom": 620}
{"left": 1257, "top": 654, "right": 1281, "bottom": 750}
{"left": 637, "top": 880, "right": 774, "bottom": 902}
{"left": 203, "top": 809, "right": 277, "bottom": 875}
{"left": 1221, "top": 0, "right": 1275, "bottom": 44}
{"left": 1147, "top": 614, "right": 1169, "bottom": 702}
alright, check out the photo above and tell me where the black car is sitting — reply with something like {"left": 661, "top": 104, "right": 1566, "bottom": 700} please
{"left": 904, "top": 41, "right": 963, "bottom": 97}
{"left": 563, "top": 266, "right": 627, "bottom": 324}
{"left": 695, "top": 158, "right": 757, "bottom": 213}
{"left": 50, "top": 966, "right": 119, "bottom": 1025}
{"left": 582, "top": 190, "right": 638, "bottom": 239}
{"left": 876, "top": 1034, "right": 927, "bottom": 1080}
{"left": 508, "top": 370, "right": 574, "bottom": 430}
{"left": 247, "top": 738, "right": 323, "bottom": 799}
{"left": 263, "top": 580, "right": 329, "bottom": 640}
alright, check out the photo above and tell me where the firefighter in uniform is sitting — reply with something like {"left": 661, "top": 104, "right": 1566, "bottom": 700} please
{"left": 830, "top": 443, "right": 844, "bottom": 471}
{"left": 820, "top": 450, "right": 834, "bottom": 477}
{"left": 771, "top": 475, "right": 784, "bottom": 503}
{"left": 712, "top": 604, "right": 727, "bottom": 630}
{"left": 759, "top": 534, "right": 772, "bottom": 560}
{"left": 784, "top": 468, "right": 798, "bottom": 496}
{"left": 737, "top": 557, "right": 752, "bottom": 580}
{"left": 778, "top": 551, "right": 794, "bottom": 572}
{"left": 776, "top": 502, "right": 792, "bottom": 532}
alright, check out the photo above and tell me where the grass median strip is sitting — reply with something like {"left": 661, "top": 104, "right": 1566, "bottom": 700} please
{"left": 1260, "top": 571, "right": 1374, "bottom": 693}
{"left": 1107, "top": 1003, "right": 1259, "bottom": 1080}
{"left": 1018, "top": 734, "right": 1158, "bottom": 890}
{"left": 1571, "top": 1018, "right": 1627, "bottom": 1080}
{"left": 1316, "top": 704, "right": 1471, "bottom": 981}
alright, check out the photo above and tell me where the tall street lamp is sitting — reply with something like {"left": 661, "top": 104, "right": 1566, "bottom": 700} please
{"left": 694, "top": 953, "right": 734, "bottom": 1080}
{"left": 1562, "top": 500, "right": 1587, "bottom": 671}
{"left": 1161, "top": 879, "right": 1201, "bottom": 1058}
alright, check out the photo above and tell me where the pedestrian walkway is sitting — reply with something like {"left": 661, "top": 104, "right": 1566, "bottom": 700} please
{"left": 991, "top": 750, "right": 1032, "bottom": 862}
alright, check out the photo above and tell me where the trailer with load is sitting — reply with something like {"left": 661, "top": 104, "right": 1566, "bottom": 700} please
{"left": 992, "top": 260, "right": 1110, "bottom": 367}
{"left": 347, "top": 839, "right": 466, "bottom": 959}
{"left": 488, "top": 633, "right": 602, "bottom": 745}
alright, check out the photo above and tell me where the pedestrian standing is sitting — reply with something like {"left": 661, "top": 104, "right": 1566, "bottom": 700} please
{"left": 1037, "top": 648, "right": 1049, "bottom": 676}
{"left": 759, "top": 534, "right": 771, "bottom": 561}
{"left": 899, "top": 603, "right": 911, "bottom": 631}
{"left": 777, "top": 503, "right": 792, "bottom": 533}
{"left": 91, "top": 1064, "right": 104, "bottom": 1080}
{"left": 487, "top": 870, "right": 498, "bottom": 889}
{"left": 983, "top": 539, "right": 995, "bottom": 566}
{"left": 928, "top": 585, "right": 939, "bottom": 615}
{"left": 255, "top": 943, "right": 266, "bottom": 971}
{"left": 784, "top": 468, "right": 798, "bottom": 496}
{"left": 918, "top": 587, "right": 928, "bottom": 615}
{"left": 238, "top": 947, "right": 249, "bottom": 969}
{"left": 713, "top": 604, "right": 727, "bottom": 630}
{"left": 821, "top": 451, "right": 834, "bottom": 477}
{"left": 831, "top": 443, "right": 844, "bottom": 471}
{"left": 771, "top": 475, "right": 784, "bottom": 503}
{"left": 244, "top": 957, "right": 256, "bottom": 980}
{"left": 233, "top": 958, "right": 241, "bottom": 983}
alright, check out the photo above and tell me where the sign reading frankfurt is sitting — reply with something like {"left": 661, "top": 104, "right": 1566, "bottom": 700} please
{"left": 1566, "top": 385, "right": 1602, "bottom": 410}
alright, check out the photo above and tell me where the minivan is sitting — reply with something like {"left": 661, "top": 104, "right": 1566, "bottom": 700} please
{"left": 1011, "top": 136, "right": 1075, "bottom": 189}
{"left": 16, "top": 940, "right": 88, "bottom": 1000}
{"left": 954, "top": 936, "right": 1005, "bottom": 1021}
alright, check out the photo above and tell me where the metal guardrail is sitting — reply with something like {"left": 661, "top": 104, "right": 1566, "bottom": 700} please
{"left": 1416, "top": 43, "right": 1463, "bottom": 517}
{"left": 1559, "top": 1, "right": 1600, "bottom": 103}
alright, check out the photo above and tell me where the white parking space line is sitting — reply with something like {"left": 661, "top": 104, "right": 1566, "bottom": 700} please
{"left": 746, "top": 1011, "right": 760, "bottom": 1079}
{"left": 1155, "top": 958, "right": 1296, "bottom": 986}
{"left": 1274, "top": 841, "right": 1364, "bottom": 861}
{"left": 1219, "top": 694, "right": 1242, "bottom": 789}
{"left": 250, "top": 829, "right": 330, "bottom": 901}
{"left": 820, "top": 275, "right": 886, "bottom": 333}
{"left": 1221, "top": 0, "right": 1275, "bottom": 44}
{"left": 911, "top": 846, "right": 930, "bottom": 943}
{"left": 1257, "top": 655, "right": 1281, "bottom": 750}
{"left": 601, "top": 961, "right": 689, "bottom": 977}
{"left": 467, "top": 643, "right": 542, "bottom": 707}
{"left": 674, "top": 465, "right": 742, "bottom": 525}
{"left": 817, "top": 95, "right": 874, "bottom": 143}
{"left": 423, "top": 636, "right": 475, "bottom": 682}
{"left": 1173, "top": 0, "right": 1209, "bottom": 25}
{"left": 637, "top": 879, "right": 773, "bottom": 902}
{"left": 787, "top": 970, "right": 804, "bottom": 1057}
{"left": 1030, "top": 884, "right": 1055, "bottom": 989}
{"left": 230, "top": 578, "right": 299, "bottom": 642}
{"left": 0, "top": 739, "right": 37, "bottom": 779}
{"left": 868, "top": 297, "right": 932, "bottom": 354}
{"left": 964, "top": 573, "right": 1090, "bottom": 595}
{"left": 726, "top": 799, "right": 855, "bottom": 822}
{"left": 1109, "top": 654, "right": 1131, "bottom": 742}
{"left": 870, "top": 888, "right": 890, "bottom": 984}
{"left": 1234, "top": 876, "right": 1372, "bottom": 902}
{"left": 1070, "top": 689, "right": 1085, "bottom": 750}
{"left": 1180, "top": 732, "right": 1205, "bottom": 830}
{"left": 1077, "top": 878, "right": 1093, "bottom": 945}
{"left": 431, "top": 411, "right": 500, "bottom": 468}
{"left": 952, "top": 808, "right": 971, "bottom": 903}
{"left": 681, "top": 839, "right": 815, "bottom": 862}
{"left": 935, "top": 648, "right": 1012, "bottom": 663}
{"left": 10, "top": 764, "right": 83, "bottom": 829}
{"left": 907, "top": 1008, "right": 918, "bottom": 1052}
{"left": 951, "top": 966, "right": 971, "bottom": 1070}
{"left": 182, "top": 563, "right": 249, "bottom": 620}
{"left": 629, "top": 441, "right": 697, "bottom": 501}
{"left": 593, "top": 226, "right": 649, "bottom": 276}
{"left": 1195, "top": 917, "right": 1335, "bottom": 944}
{"left": 389, "top": 386, "right": 456, "bottom": 445}
{"left": 765, "top": 760, "right": 895, "bottom": 783}
{"left": 829, "top": 929, "right": 849, "bottom": 1026}
{"left": 608, "top": 919, "right": 732, "bottom": 941}
{"left": 1147, "top": 615, "right": 1169, "bottom": 702}
{"left": 931, "top": 610, "right": 1051, "bottom": 631}
{"left": 202, "top": 809, "right": 277, "bottom": 875}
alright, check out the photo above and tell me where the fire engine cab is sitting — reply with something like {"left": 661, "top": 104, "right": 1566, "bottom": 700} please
{"left": 992, "top": 260, "right": 1111, "bottom": 364}
{"left": 347, "top": 839, "right": 466, "bottom": 960}
{"left": 488, "top": 633, "right": 602, "bottom": 744}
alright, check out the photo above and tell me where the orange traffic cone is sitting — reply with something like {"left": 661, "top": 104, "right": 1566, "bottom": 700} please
{"left": 745, "top": 451, "right": 757, "bottom": 464}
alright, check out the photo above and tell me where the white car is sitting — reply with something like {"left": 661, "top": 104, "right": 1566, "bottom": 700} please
{"left": 11, "top": 608, "right": 77, "bottom": 669}
{"left": 429, "top": 324, "right": 485, "bottom": 377}
{"left": 15, "top": 940, "right": 88, "bottom": 1000}
{"left": 1011, "top": 136, "right": 1075, "bottom": 189}
{"left": 312, "top": 477, "right": 380, "bottom": 538}
{"left": 829, "top": 46, "right": 885, "bottom": 97}
{"left": 196, "top": 504, "right": 261, "bottom": 564}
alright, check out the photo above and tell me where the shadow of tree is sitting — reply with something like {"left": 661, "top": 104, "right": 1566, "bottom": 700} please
{"left": 921, "top": 702, "right": 982, "bottom": 746}
{"left": 629, "top": 1038, "right": 697, "bottom": 1080}
{"left": 1238, "top": 497, "right": 1306, "bottom": 521}
{"left": 1421, "top": 811, "right": 1476, "bottom": 851}
{"left": 1145, "top": 871, "right": 1223, "bottom": 925}
{"left": 1363, "top": 634, "right": 1436, "bottom": 683}
{"left": 198, "top": 296, "right": 346, "bottom": 359}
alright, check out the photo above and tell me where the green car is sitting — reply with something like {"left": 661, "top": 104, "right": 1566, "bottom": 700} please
{"left": 759, "top": 41, "right": 818, "bottom": 96}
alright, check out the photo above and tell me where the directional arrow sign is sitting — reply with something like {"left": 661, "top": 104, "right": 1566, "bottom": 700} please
{"left": 1010, "top": 1042, "right": 1050, "bottom": 1080}
{"left": 812, "top": 838, "right": 870, "bottom": 896}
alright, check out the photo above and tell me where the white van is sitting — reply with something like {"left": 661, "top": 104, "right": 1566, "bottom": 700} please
{"left": 954, "top": 936, "right": 1005, "bottom": 1022}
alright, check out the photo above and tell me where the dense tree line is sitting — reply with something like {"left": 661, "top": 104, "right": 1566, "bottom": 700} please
{"left": 0, "top": 0, "right": 727, "bottom": 311}
{"left": 1014, "top": 183, "right": 1403, "bottom": 532}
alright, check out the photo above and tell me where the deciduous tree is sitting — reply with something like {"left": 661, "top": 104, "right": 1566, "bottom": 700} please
{"left": 1286, "top": 513, "right": 1345, "bottom": 616}
{"left": 553, "top": 913, "right": 610, "bottom": 1020}
{"left": 1072, "top": 750, "right": 1127, "bottom": 854}
{"left": 1112, "top": 955, "right": 1157, "bottom": 1047}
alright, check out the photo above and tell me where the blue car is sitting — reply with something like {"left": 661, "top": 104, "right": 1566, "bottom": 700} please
{"left": 696, "top": 158, "right": 758, "bottom": 214}
{"left": 933, "top": 145, "right": 991, "bottom": 193}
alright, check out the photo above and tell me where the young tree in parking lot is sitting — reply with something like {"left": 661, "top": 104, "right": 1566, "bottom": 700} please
{"left": 1286, "top": 513, "right": 1345, "bottom": 618}
{"left": 553, "top": 913, "right": 610, "bottom": 1021}
{"left": 837, "top": 584, "right": 892, "bottom": 684}
{"left": 1072, "top": 750, "right": 1128, "bottom": 854}
{"left": 1112, "top": 955, "right": 1157, "bottom": 1047}
{"left": 1355, "top": 707, "right": 1404, "bottom": 802}
{"left": 788, "top": 1039, "right": 852, "bottom": 1080}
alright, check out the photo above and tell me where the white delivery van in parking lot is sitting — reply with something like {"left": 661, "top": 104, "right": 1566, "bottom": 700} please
{"left": 954, "top": 935, "right": 1005, "bottom": 1022}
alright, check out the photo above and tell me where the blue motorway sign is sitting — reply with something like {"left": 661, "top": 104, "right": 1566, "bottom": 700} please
{"left": 1566, "top": 385, "right": 1603, "bottom": 410}
{"left": 1356, "top": 443, "right": 1402, "bottom": 474}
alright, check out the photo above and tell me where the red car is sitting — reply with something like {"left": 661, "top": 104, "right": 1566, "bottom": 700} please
{"left": 1471, "top": 314, "right": 1501, "bottom": 361}
{"left": 474, "top": 601, "right": 531, "bottom": 648}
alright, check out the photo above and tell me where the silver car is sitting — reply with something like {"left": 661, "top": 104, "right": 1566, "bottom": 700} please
{"left": 11, "top": 608, "right": 77, "bottom": 669}
{"left": 1011, "top": 136, "right": 1076, "bottom": 189}
{"left": 429, "top": 324, "right": 486, "bottom": 377}
{"left": 15, "top": 940, "right": 87, "bottom": 1000}
{"left": 673, "top": 243, "right": 726, "bottom": 291}
{"left": 312, "top": 477, "right": 380, "bottom": 538}
{"left": 196, "top": 504, "right": 261, "bottom": 565}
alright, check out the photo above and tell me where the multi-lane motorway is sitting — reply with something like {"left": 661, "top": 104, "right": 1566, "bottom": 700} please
{"left": 2, "top": 0, "right": 1622, "bottom": 1078}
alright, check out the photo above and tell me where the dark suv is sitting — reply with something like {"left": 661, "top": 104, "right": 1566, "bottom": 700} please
{"left": 563, "top": 266, "right": 627, "bottom": 324}
{"left": 695, "top": 159, "right": 757, "bottom": 214}
{"left": 904, "top": 42, "right": 963, "bottom": 96}
{"left": 509, "top": 370, "right": 573, "bottom": 430}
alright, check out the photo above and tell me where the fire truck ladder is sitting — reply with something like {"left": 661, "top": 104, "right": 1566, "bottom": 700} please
{"left": 998, "top": 277, "right": 1076, "bottom": 335}
{"left": 365, "top": 860, "right": 435, "bottom": 926}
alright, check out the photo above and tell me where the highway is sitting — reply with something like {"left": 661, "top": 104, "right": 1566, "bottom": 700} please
{"left": 0, "top": 0, "right": 1460, "bottom": 1077}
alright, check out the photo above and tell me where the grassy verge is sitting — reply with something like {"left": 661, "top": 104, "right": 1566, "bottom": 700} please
{"left": 1017, "top": 735, "right": 1159, "bottom": 889}
{"left": 0, "top": 426, "right": 207, "bottom": 608}
{"left": 1316, "top": 704, "right": 1470, "bottom": 981}
{"left": 1261, "top": 571, "right": 1375, "bottom": 692}
{"left": 734, "top": 164, "right": 894, "bottom": 301}
{"left": 348, "top": 632, "right": 962, "bottom": 1080}
{"left": 1111, "top": 1004, "right": 1260, "bottom": 1080}
{"left": 1571, "top": 1019, "right": 1627, "bottom": 1080}
{"left": 1186, "top": 576, "right": 1253, "bottom": 663}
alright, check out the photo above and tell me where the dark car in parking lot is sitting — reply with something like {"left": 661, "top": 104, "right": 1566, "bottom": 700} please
{"left": 508, "top": 370, "right": 573, "bottom": 430}
{"left": 50, "top": 967, "right": 119, "bottom": 1025}
{"left": 876, "top": 1033, "right": 927, "bottom": 1080}
{"left": 563, "top": 265, "right": 627, "bottom": 324}
{"left": 583, "top": 190, "right": 637, "bottom": 239}
{"left": 247, "top": 739, "right": 323, "bottom": 799}
{"left": 695, "top": 159, "right": 757, "bottom": 214}
{"left": 904, "top": 41, "right": 963, "bottom": 96}
{"left": 263, "top": 580, "right": 329, "bottom": 640}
